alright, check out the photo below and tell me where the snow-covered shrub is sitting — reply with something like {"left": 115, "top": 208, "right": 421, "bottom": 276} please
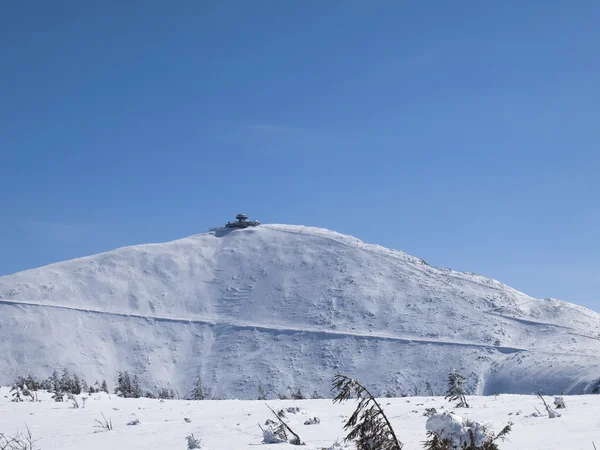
{"left": 445, "top": 369, "right": 469, "bottom": 408}
{"left": 424, "top": 407, "right": 438, "bottom": 417}
{"left": 186, "top": 434, "right": 202, "bottom": 449}
{"left": 127, "top": 418, "right": 141, "bottom": 426}
{"left": 424, "top": 412, "right": 512, "bottom": 450}
{"left": 261, "top": 423, "right": 287, "bottom": 444}
{"left": 553, "top": 396, "right": 566, "bottom": 409}
{"left": 262, "top": 405, "right": 304, "bottom": 445}
{"left": 10, "top": 386, "right": 24, "bottom": 402}
{"left": 304, "top": 417, "right": 320, "bottom": 425}
{"left": 13, "top": 375, "right": 39, "bottom": 400}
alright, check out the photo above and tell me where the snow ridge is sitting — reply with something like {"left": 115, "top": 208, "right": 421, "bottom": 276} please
{"left": 1, "top": 224, "right": 599, "bottom": 398}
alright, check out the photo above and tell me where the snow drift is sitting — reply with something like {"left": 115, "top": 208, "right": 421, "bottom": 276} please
{"left": 1, "top": 224, "right": 599, "bottom": 398}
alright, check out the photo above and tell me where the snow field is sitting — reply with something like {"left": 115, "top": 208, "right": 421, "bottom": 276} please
{"left": 1, "top": 387, "right": 599, "bottom": 450}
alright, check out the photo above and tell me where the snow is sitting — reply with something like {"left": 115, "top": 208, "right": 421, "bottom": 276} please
{"left": 0, "top": 224, "right": 600, "bottom": 398}
{"left": 1, "top": 388, "right": 599, "bottom": 449}
{"left": 426, "top": 412, "right": 494, "bottom": 448}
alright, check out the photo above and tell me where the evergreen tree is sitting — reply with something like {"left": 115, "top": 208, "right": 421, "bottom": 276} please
{"left": 72, "top": 374, "right": 82, "bottom": 395}
{"left": 445, "top": 368, "right": 469, "bottom": 408}
{"left": 60, "top": 368, "right": 72, "bottom": 393}
{"left": 25, "top": 374, "right": 40, "bottom": 391}
{"left": 49, "top": 369, "right": 61, "bottom": 393}
{"left": 258, "top": 384, "right": 266, "bottom": 400}
{"left": 115, "top": 371, "right": 132, "bottom": 398}
{"left": 331, "top": 373, "right": 403, "bottom": 450}
{"left": 101, "top": 379, "right": 109, "bottom": 393}
{"left": 189, "top": 376, "right": 206, "bottom": 400}
{"left": 47, "top": 369, "right": 65, "bottom": 400}
{"left": 39, "top": 376, "right": 52, "bottom": 391}
{"left": 158, "top": 387, "right": 175, "bottom": 399}
{"left": 131, "top": 375, "right": 142, "bottom": 398}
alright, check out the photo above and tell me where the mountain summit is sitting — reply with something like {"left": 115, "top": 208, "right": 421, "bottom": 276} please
{"left": 1, "top": 224, "right": 599, "bottom": 397}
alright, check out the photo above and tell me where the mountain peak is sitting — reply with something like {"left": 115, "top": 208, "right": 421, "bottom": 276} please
{"left": 1, "top": 225, "right": 599, "bottom": 398}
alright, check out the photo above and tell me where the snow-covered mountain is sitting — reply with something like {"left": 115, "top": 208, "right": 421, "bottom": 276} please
{"left": 1, "top": 224, "right": 599, "bottom": 398}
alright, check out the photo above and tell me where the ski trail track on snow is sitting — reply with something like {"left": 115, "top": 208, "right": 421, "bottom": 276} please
{"left": 0, "top": 298, "right": 534, "bottom": 355}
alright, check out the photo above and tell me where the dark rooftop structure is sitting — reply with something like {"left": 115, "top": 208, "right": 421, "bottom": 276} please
{"left": 225, "top": 213, "right": 260, "bottom": 229}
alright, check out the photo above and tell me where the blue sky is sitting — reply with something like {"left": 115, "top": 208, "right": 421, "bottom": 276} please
{"left": 1, "top": 1, "right": 599, "bottom": 311}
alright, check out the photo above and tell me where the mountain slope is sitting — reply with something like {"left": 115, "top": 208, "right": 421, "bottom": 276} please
{"left": 1, "top": 224, "right": 599, "bottom": 397}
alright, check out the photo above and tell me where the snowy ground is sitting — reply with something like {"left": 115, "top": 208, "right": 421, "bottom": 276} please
{"left": 1, "top": 387, "right": 599, "bottom": 449}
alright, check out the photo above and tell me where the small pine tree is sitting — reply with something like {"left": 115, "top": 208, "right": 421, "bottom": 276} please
{"left": 291, "top": 388, "right": 305, "bottom": 400}
{"left": 101, "top": 380, "right": 109, "bottom": 393}
{"left": 311, "top": 390, "right": 323, "bottom": 399}
{"left": 49, "top": 369, "right": 61, "bottom": 393}
{"left": 258, "top": 384, "right": 266, "bottom": 400}
{"left": 158, "top": 387, "right": 175, "bottom": 399}
{"left": 425, "top": 381, "right": 434, "bottom": 396}
{"left": 445, "top": 369, "right": 469, "bottom": 408}
{"left": 72, "top": 374, "right": 82, "bottom": 395}
{"left": 331, "top": 374, "right": 403, "bottom": 450}
{"left": 25, "top": 374, "right": 40, "bottom": 391}
{"left": 60, "top": 368, "right": 73, "bottom": 393}
{"left": 189, "top": 376, "right": 206, "bottom": 400}
{"left": 39, "top": 376, "right": 52, "bottom": 391}
{"left": 131, "top": 375, "right": 142, "bottom": 398}
{"left": 115, "top": 371, "right": 132, "bottom": 398}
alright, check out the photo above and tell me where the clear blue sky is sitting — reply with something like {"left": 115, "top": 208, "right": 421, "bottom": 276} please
{"left": 1, "top": 1, "right": 599, "bottom": 311}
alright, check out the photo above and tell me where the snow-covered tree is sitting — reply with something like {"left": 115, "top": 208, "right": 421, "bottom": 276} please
{"left": 101, "top": 379, "right": 109, "bottom": 393}
{"left": 258, "top": 384, "right": 266, "bottom": 400}
{"left": 72, "top": 374, "right": 82, "bottom": 395}
{"left": 60, "top": 368, "right": 72, "bottom": 393}
{"left": 189, "top": 376, "right": 206, "bottom": 400}
{"left": 158, "top": 387, "right": 175, "bottom": 399}
{"left": 291, "top": 387, "right": 305, "bottom": 400}
{"left": 424, "top": 412, "right": 511, "bottom": 450}
{"left": 48, "top": 369, "right": 60, "bottom": 393}
{"left": 187, "top": 433, "right": 202, "bottom": 449}
{"left": 445, "top": 369, "right": 469, "bottom": 408}
{"left": 131, "top": 375, "right": 142, "bottom": 398}
{"left": 115, "top": 371, "right": 132, "bottom": 398}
